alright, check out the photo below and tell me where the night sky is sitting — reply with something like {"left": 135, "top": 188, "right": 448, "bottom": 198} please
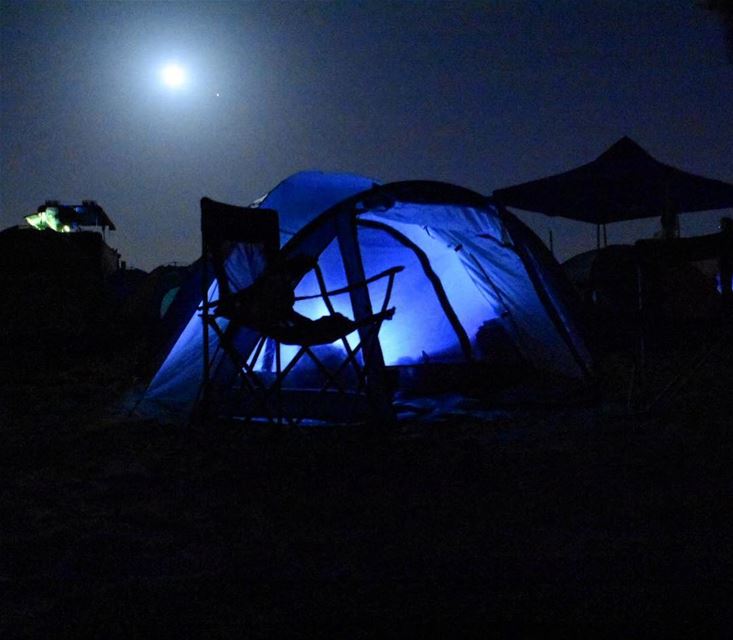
{"left": 2, "top": 1, "right": 732, "bottom": 271}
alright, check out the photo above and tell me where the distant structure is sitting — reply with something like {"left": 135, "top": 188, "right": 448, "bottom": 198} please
{"left": 0, "top": 200, "right": 190, "bottom": 364}
{"left": 11, "top": 200, "right": 121, "bottom": 275}
{"left": 25, "top": 200, "right": 116, "bottom": 234}
{"left": 0, "top": 200, "right": 124, "bottom": 354}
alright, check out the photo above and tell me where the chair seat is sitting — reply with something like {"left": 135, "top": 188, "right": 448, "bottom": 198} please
{"left": 262, "top": 311, "right": 356, "bottom": 346}
{"left": 216, "top": 308, "right": 395, "bottom": 346}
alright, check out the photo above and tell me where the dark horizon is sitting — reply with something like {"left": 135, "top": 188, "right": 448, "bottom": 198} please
{"left": 2, "top": 1, "right": 732, "bottom": 271}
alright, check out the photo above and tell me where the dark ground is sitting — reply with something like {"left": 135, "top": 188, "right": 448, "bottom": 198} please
{"left": 1, "top": 334, "right": 732, "bottom": 638}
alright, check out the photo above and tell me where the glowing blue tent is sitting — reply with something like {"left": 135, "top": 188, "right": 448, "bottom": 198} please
{"left": 139, "top": 171, "right": 593, "bottom": 422}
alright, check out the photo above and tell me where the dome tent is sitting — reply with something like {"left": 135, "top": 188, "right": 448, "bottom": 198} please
{"left": 137, "top": 171, "right": 593, "bottom": 423}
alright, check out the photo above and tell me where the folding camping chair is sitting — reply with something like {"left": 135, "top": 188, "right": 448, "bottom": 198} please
{"left": 198, "top": 197, "right": 402, "bottom": 425}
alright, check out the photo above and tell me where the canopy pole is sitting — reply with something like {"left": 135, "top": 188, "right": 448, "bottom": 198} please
{"left": 596, "top": 224, "right": 601, "bottom": 251}
{"left": 603, "top": 223, "right": 608, "bottom": 247}
{"left": 548, "top": 226, "right": 554, "bottom": 256}
{"left": 721, "top": 217, "right": 733, "bottom": 316}
{"left": 630, "top": 253, "right": 646, "bottom": 410}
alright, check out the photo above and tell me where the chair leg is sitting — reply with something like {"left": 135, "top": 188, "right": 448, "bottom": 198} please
{"left": 247, "top": 344, "right": 308, "bottom": 426}
{"left": 204, "top": 323, "right": 283, "bottom": 425}
{"left": 203, "top": 315, "right": 393, "bottom": 425}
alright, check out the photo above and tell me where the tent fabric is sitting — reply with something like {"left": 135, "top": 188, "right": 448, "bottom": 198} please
{"left": 252, "top": 171, "right": 377, "bottom": 238}
{"left": 138, "top": 172, "right": 594, "bottom": 422}
{"left": 493, "top": 136, "right": 733, "bottom": 224}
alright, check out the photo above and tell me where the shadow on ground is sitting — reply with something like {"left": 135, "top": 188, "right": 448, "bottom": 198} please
{"left": 1, "top": 340, "right": 732, "bottom": 637}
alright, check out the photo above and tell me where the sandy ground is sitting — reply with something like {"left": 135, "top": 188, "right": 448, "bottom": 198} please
{"left": 1, "top": 337, "right": 732, "bottom": 638}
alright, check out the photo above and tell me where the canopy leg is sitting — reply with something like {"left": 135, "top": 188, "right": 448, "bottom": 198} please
{"left": 721, "top": 217, "right": 733, "bottom": 316}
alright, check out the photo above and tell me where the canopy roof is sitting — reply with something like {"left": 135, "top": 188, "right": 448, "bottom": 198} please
{"left": 493, "top": 137, "right": 733, "bottom": 224}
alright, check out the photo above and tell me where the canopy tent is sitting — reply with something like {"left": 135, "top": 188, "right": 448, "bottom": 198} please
{"left": 138, "top": 172, "right": 594, "bottom": 423}
{"left": 493, "top": 137, "right": 733, "bottom": 248}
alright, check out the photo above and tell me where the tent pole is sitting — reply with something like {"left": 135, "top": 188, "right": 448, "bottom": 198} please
{"left": 603, "top": 223, "right": 608, "bottom": 247}
{"left": 596, "top": 224, "right": 601, "bottom": 251}
{"left": 548, "top": 227, "right": 554, "bottom": 255}
{"left": 336, "top": 213, "right": 393, "bottom": 425}
{"left": 358, "top": 218, "right": 473, "bottom": 361}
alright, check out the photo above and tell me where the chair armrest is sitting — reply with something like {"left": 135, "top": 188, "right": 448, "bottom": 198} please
{"left": 295, "top": 266, "right": 404, "bottom": 301}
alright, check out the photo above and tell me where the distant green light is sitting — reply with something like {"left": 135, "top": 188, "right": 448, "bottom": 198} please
{"left": 25, "top": 207, "right": 73, "bottom": 233}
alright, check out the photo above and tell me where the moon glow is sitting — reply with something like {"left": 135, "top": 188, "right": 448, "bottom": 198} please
{"left": 161, "top": 63, "right": 186, "bottom": 88}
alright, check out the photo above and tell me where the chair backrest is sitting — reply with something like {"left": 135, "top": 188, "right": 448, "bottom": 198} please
{"left": 200, "top": 197, "right": 280, "bottom": 299}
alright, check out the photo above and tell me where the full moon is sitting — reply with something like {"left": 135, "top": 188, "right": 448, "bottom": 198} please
{"left": 161, "top": 63, "right": 186, "bottom": 88}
